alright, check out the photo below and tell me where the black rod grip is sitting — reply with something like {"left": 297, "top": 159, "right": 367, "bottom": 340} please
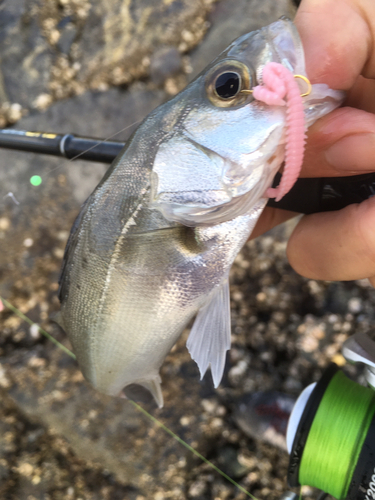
{"left": 267, "top": 172, "right": 375, "bottom": 214}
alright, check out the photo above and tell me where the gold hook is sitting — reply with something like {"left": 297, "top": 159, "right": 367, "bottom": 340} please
{"left": 240, "top": 74, "right": 312, "bottom": 97}
{"left": 294, "top": 74, "right": 312, "bottom": 97}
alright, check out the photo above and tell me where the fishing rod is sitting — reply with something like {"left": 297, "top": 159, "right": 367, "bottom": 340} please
{"left": 286, "top": 332, "right": 375, "bottom": 500}
{"left": 1, "top": 128, "right": 375, "bottom": 215}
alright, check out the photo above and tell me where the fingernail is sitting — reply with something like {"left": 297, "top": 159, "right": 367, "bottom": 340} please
{"left": 325, "top": 133, "right": 375, "bottom": 171}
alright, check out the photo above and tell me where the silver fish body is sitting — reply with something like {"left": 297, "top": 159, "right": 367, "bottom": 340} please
{"left": 58, "top": 18, "right": 343, "bottom": 407}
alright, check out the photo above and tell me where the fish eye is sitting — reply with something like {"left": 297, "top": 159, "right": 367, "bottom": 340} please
{"left": 205, "top": 61, "right": 253, "bottom": 108}
{"left": 214, "top": 72, "right": 241, "bottom": 99}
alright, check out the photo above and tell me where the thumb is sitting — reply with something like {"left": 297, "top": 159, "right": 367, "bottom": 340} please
{"left": 287, "top": 196, "right": 375, "bottom": 281}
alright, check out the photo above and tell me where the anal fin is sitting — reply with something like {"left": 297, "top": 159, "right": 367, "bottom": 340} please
{"left": 139, "top": 376, "right": 164, "bottom": 408}
{"left": 120, "top": 375, "right": 164, "bottom": 408}
{"left": 187, "top": 278, "right": 231, "bottom": 388}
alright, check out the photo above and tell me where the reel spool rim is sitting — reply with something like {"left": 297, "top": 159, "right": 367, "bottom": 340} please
{"left": 286, "top": 381, "right": 316, "bottom": 453}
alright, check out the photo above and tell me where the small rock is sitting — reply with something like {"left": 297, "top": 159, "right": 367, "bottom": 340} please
{"left": 188, "top": 479, "right": 207, "bottom": 497}
{"left": 8, "top": 103, "right": 23, "bottom": 122}
{"left": 348, "top": 297, "right": 362, "bottom": 314}
{"left": 150, "top": 47, "right": 183, "bottom": 85}
{"left": 164, "top": 76, "right": 184, "bottom": 96}
{"left": 0, "top": 365, "right": 10, "bottom": 389}
{"left": 180, "top": 416, "right": 193, "bottom": 426}
{"left": 201, "top": 398, "right": 217, "bottom": 414}
{"left": 217, "top": 446, "right": 249, "bottom": 478}
{"left": 23, "top": 238, "right": 34, "bottom": 248}
{"left": 331, "top": 353, "right": 346, "bottom": 366}
{"left": 32, "top": 93, "right": 52, "bottom": 110}
{"left": 228, "top": 359, "right": 249, "bottom": 385}
{"left": 57, "top": 23, "right": 77, "bottom": 54}
{"left": 53, "top": 247, "right": 64, "bottom": 259}
{"left": 57, "top": 230, "right": 70, "bottom": 241}
{"left": 17, "top": 462, "right": 34, "bottom": 477}
{"left": 0, "top": 218, "right": 10, "bottom": 230}
{"left": 29, "top": 324, "right": 41, "bottom": 340}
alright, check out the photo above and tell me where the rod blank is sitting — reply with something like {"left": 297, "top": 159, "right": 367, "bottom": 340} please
{"left": 0, "top": 129, "right": 125, "bottom": 163}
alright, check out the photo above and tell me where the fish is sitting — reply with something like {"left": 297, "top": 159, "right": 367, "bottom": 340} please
{"left": 57, "top": 17, "right": 343, "bottom": 408}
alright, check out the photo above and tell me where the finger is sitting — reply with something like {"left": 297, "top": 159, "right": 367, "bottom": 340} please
{"left": 295, "top": 0, "right": 375, "bottom": 88}
{"left": 287, "top": 196, "right": 375, "bottom": 281}
{"left": 300, "top": 107, "right": 375, "bottom": 177}
{"left": 250, "top": 207, "right": 298, "bottom": 240}
{"left": 345, "top": 76, "right": 375, "bottom": 114}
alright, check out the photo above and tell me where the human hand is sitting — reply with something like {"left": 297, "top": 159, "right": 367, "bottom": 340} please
{"left": 252, "top": 0, "right": 375, "bottom": 286}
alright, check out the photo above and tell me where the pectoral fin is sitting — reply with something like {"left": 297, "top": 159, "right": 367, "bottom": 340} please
{"left": 51, "top": 310, "right": 66, "bottom": 331}
{"left": 187, "top": 278, "right": 231, "bottom": 388}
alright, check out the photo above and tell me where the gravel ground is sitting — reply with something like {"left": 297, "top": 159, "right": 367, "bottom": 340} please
{"left": 1, "top": 1, "right": 375, "bottom": 499}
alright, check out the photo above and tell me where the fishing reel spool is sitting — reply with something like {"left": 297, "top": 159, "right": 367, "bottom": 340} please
{"left": 286, "top": 333, "right": 375, "bottom": 500}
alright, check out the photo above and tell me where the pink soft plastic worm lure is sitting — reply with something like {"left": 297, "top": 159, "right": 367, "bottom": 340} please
{"left": 252, "top": 62, "right": 306, "bottom": 202}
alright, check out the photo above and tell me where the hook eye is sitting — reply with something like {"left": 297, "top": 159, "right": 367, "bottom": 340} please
{"left": 294, "top": 74, "right": 312, "bottom": 97}
{"left": 240, "top": 74, "right": 312, "bottom": 97}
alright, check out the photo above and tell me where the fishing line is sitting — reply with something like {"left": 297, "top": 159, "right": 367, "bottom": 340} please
{"left": 44, "top": 120, "right": 142, "bottom": 175}
{"left": 1, "top": 120, "right": 143, "bottom": 196}
{"left": 299, "top": 371, "right": 374, "bottom": 498}
{"left": 287, "top": 363, "right": 375, "bottom": 500}
{"left": 3, "top": 192, "right": 20, "bottom": 205}
{"left": 0, "top": 296, "right": 260, "bottom": 500}
{"left": 129, "top": 399, "right": 259, "bottom": 500}
{"left": 0, "top": 296, "right": 75, "bottom": 359}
